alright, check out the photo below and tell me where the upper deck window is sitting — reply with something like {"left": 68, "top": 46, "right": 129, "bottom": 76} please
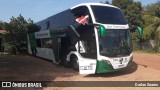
{"left": 71, "top": 6, "right": 93, "bottom": 24}
{"left": 91, "top": 5, "right": 127, "bottom": 24}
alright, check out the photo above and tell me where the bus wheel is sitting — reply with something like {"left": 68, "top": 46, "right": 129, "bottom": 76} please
{"left": 63, "top": 59, "right": 71, "bottom": 68}
{"left": 71, "top": 55, "right": 79, "bottom": 71}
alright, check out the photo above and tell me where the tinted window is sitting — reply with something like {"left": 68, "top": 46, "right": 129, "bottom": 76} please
{"left": 91, "top": 6, "right": 127, "bottom": 24}
{"left": 71, "top": 6, "right": 93, "bottom": 23}
{"left": 99, "top": 29, "right": 132, "bottom": 57}
{"left": 36, "top": 39, "right": 41, "bottom": 47}
{"left": 42, "top": 38, "right": 52, "bottom": 48}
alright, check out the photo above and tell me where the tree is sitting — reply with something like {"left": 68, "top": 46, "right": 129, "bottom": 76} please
{"left": 155, "top": 1, "right": 160, "bottom": 18}
{"left": 0, "top": 21, "right": 4, "bottom": 30}
{"left": 4, "top": 14, "right": 29, "bottom": 54}
{"left": 100, "top": 0, "right": 110, "bottom": 4}
{"left": 26, "top": 18, "right": 40, "bottom": 33}
{"left": 126, "top": 2, "right": 143, "bottom": 26}
{"left": 112, "top": 0, "right": 133, "bottom": 15}
{"left": 142, "top": 2, "right": 160, "bottom": 50}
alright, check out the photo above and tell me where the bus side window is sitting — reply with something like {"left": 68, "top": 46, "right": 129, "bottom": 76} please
{"left": 71, "top": 6, "right": 93, "bottom": 24}
{"left": 36, "top": 39, "right": 41, "bottom": 47}
{"left": 42, "top": 38, "right": 52, "bottom": 48}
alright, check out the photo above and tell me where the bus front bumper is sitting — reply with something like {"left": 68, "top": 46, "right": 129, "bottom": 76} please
{"left": 96, "top": 60, "right": 132, "bottom": 73}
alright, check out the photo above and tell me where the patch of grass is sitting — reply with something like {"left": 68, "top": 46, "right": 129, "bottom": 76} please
{"left": 134, "top": 49, "right": 160, "bottom": 54}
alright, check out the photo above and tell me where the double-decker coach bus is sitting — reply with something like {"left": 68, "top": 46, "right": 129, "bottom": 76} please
{"left": 27, "top": 3, "right": 142, "bottom": 74}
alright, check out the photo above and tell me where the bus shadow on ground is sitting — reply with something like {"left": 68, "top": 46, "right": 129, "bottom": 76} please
{"left": 85, "top": 61, "right": 138, "bottom": 77}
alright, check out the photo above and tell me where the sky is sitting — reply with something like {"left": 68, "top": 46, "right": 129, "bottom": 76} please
{"left": 0, "top": 0, "right": 158, "bottom": 23}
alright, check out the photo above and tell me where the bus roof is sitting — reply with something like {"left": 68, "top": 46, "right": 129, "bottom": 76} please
{"left": 36, "top": 3, "right": 119, "bottom": 24}
{"left": 70, "top": 3, "right": 119, "bottom": 10}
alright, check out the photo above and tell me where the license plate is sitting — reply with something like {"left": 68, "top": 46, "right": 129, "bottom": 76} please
{"left": 118, "top": 64, "right": 124, "bottom": 68}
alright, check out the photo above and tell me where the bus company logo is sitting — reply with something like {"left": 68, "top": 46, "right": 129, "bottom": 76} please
{"left": 119, "top": 58, "right": 123, "bottom": 64}
{"left": 2, "top": 82, "right": 11, "bottom": 87}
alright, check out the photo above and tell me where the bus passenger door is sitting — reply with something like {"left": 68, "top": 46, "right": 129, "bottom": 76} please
{"left": 79, "top": 58, "right": 97, "bottom": 74}
{"left": 75, "top": 41, "right": 97, "bottom": 74}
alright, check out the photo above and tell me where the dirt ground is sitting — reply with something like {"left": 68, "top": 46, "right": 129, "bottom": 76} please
{"left": 0, "top": 52, "right": 160, "bottom": 90}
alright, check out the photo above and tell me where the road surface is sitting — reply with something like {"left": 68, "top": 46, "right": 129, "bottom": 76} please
{"left": 0, "top": 52, "right": 160, "bottom": 90}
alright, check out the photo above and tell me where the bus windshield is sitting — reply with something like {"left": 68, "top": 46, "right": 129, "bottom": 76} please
{"left": 91, "top": 5, "right": 127, "bottom": 24}
{"left": 99, "top": 29, "right": 132, "bottom": 57}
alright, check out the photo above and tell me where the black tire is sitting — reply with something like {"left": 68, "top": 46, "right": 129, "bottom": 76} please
{"left": 60, "top": 53, "right": 71, "bottom": 68}
{"left": 63, "top": 58, "right": 71, "bottom": 68}
{"left": 71, "top": 55, "right": 79, "bottom": 71}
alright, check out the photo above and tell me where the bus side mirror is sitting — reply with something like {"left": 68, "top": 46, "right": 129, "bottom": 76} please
{"left": 99, "top": 25, "right": 107, "bottom": 37}
{"left": 137, "top": 26, "right": 143, "bottom": 38}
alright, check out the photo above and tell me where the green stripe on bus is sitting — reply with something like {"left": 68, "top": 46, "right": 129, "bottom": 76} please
{"left": 96, "top": 60, "right": 132, "bottom": 73}
{"left": 96, "top": 60, "right": 114, "bottom": 73}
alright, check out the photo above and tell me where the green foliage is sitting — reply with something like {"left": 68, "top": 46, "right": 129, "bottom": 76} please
{"left": 3, "top": 15, "right": 28, "bottom": 54}
{"left": 100, "top": 0, "right": 110, "bottom": 4}
{"left": 131, "top": 32, "right": 140, "bottom": 50}
{"left": 26, "top": 18, "right": 40, "bottom": 34}
{"left": 142, "top": 2, "right": 160, "bottom": 50}
{"left": 26, "top": 23, "right": 40, "bottom": 34}
{"left": 3, "top": 14, "right": 36, "bottom": 54}
{"left": 0, "top": 21, "right": 4, "bottom": 29}
{"left": 112, "top": 0, "right": 133, "bottom": 15}
{"left": 112, "top": 0, "right": 133, "bottom": 10}
{"left": 4, "top": 43, "right": 14, "bottom": 54}
{"left": 126, "top": 2, "right": 143, "bottom": 26}
{"left": 157, "top": 26, "right": 160, "bottom": 40}
{"left": 144, "top": 2, "right": 160, "bottom": 17}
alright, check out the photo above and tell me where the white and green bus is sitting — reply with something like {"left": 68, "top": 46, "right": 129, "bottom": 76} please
{"left": 27, "top": 3, "right": 142, "bottom": 74}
